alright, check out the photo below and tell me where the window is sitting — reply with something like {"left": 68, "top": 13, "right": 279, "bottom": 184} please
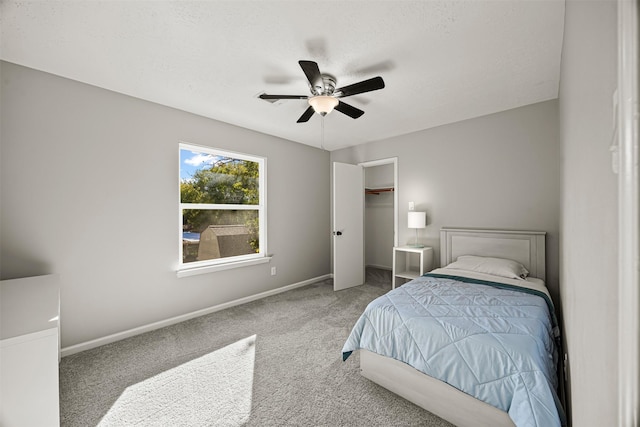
{"left": 179, "top": 143, "right": 266, "bottom": 273}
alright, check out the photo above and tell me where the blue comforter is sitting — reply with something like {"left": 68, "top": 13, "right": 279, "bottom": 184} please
{"left": 342, "top": 273, "right": 564, "bottom": 427}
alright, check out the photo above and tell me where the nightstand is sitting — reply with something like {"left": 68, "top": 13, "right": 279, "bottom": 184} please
{"left": 392, "top": 246, "right": 434, "bottom": 289}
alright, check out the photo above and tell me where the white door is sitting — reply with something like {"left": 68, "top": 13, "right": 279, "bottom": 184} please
{"left": 333, "top": 162, "right": 364, "bottom": 291}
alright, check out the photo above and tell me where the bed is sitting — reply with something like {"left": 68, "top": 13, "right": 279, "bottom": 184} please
{"left": 342, "top": 228, "right": 565, "bottom": 427}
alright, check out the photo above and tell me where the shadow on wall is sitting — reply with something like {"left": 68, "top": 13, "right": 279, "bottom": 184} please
{"left": 0, "top": 252, "right": 52, "bottom": 281}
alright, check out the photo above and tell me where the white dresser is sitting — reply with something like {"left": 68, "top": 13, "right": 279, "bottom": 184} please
{"left": 1, "top": 274, "right": 60, "bottom": 427}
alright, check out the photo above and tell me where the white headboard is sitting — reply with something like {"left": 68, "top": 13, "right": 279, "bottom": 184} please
{"left": 440, "top": 227, "right": 546, "bottom": 281}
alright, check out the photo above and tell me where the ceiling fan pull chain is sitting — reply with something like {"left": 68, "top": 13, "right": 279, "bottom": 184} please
{"left": 321, "top": 115, "right": 325, "bottom": 151}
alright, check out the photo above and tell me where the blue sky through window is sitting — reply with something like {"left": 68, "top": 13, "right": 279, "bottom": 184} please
{"left": 180, "top": 148, "right": 216, "bottom": 181}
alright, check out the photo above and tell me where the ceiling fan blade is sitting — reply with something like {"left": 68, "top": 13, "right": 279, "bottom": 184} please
{"left": 297, "top": 106, "right": 315, "bottom": 123}
{"left": 336, "top": 76, "right": 385, "bottom": 98}
{"left": 259, "top": 94, "right": 308, "bottom": 100}
{"left": 335, "top": 101, "right": 364, "bottom": 119}
{"left": 299, "top": 60, "right": 324, "bottom": 94}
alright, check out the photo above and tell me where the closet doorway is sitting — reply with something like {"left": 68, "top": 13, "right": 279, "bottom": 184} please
{"left": 361, "top": 158, "right": 398, "bottom": 275}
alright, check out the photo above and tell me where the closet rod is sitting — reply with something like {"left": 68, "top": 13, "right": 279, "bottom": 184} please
{"left": 365, "top": 187, "right": 394, "bottom": 195}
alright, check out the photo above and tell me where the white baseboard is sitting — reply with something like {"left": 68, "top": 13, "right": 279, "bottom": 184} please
{"left": 61, "top": 274, "right": 332, "bottom": 357}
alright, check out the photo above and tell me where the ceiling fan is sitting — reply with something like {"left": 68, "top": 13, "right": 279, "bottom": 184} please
{"left": 259, "top": 60, "right": 385, "bottom": 123}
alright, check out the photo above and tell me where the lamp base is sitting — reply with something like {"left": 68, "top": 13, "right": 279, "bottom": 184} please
{"left": 410, "top": 228, "right": 424, "bottom": 248}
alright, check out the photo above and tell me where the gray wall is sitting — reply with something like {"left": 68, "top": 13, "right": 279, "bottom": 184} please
{"left": 558, "top": 0, "right": 618, "bottom": 425}
{"left": 331, "top": 100, "right": 561, "bottom": 301}
{"left": 0, "top": 61, "right": 331, "bottom": 348}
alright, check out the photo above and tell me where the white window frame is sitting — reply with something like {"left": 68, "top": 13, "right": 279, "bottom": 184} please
{"left": 178, "top": 142, "right": 268, "bottom": 277}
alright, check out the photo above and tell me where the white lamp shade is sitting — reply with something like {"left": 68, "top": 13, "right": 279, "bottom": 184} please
{"left": 408, "top": 211, "right": 426, "bottom": 229}
{"left": 308, "top": 95, "right": 339, "bottom": 115}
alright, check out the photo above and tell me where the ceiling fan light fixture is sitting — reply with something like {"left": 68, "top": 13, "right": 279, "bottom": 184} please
{"left": 261, "top": 60, "right": 383, "bottom": 122}
{"left": 308, "top": 95, "right": 339, "bottom": 116}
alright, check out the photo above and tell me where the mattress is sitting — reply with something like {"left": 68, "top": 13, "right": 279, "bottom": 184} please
{"left": 342, "top": 269, "right": 565, "bottom": 427}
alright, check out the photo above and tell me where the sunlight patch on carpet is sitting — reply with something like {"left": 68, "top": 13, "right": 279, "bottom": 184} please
{"left": 98, "top": 335, "right": 256, "bottom": 426}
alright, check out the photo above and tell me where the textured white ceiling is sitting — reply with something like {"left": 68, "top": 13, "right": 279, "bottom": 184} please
{"left": 0, "top": 1, "right": 565, "bottom": 151}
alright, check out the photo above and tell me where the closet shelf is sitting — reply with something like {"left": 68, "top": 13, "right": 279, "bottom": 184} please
{"left": 365, "top": 187, "right": 394, "bottom": 195}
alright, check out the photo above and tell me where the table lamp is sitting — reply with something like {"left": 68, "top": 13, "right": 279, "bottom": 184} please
{"left": 408, "top": 211, "right": 426, "bottom": 248}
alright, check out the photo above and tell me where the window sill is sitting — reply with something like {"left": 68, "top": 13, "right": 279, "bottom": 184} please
{"left": 177, "top": 256, "right": 271, "bottom": 278}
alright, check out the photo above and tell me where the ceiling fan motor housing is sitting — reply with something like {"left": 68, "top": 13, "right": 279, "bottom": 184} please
{"left": 314, "top": 74, "right": 336, "bottom": 96}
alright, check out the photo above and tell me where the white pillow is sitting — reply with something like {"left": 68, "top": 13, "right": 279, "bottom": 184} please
{"left": 444, "top": 255, "right": 529, "bottom": 280}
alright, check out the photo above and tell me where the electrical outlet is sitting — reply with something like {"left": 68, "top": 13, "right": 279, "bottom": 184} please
{"left": 610, "top": 89, "right": 620, "bottom": 174}
{"left": 408, "top": 201, "right": 415, "bottom": 211}
{"left": 271, "top": 266, "right": 277, "bottom": 276}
